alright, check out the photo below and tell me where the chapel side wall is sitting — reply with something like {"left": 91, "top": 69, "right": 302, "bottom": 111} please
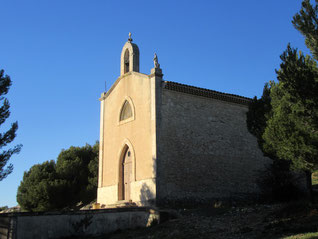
{"left": 97, "top": 73, "right": 156, "bottom": 206}
{"left": 156, "top": 89, "right": 271, "bottom": 205}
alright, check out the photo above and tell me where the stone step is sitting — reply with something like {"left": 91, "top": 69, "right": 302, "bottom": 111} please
{"left": 105, "top": 200, "right": 137, "bottom": 208}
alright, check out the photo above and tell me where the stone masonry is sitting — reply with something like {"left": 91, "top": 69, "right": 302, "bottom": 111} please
{"left": 156, "top": 83, "right": 271, "bottom": 205}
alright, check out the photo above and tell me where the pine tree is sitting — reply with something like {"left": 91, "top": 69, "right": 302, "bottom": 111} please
{"left": 17, "top": 143, "right": 98, "bottom": 211}
{"left": 262, "top": 46, "right": 318, "bottom": 172}
{"left": 0, "top": 69, "right": 22, "bottom": 181}
{"left": 16, "top": 160, "right": 65, "bottom": 212}
{"left": 293, "top": 0, "right": 318, "bottom": 60}
{"left": 246, "top": 0, "right": 318, "bottom": 200}
{"left": 246, "top": 83, "right": 272, "bottom": 154}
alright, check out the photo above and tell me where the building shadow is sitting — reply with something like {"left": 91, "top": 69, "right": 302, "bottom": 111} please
{"left": 139, "top": 157, "right": 156, "bottom": 206}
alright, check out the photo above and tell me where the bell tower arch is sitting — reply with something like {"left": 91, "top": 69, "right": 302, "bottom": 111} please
{"left": 120, "top": 33, "right": 140, "bottom": 76}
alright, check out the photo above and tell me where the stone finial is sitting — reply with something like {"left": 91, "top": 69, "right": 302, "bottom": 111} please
{"left": 154, "top": 53, "right": 160, "bottom": 68}
{"left": 151, "top": 53, "right": 163, "bottom": 77}
{"left": 128, "top": 32, "right": 133, "bottom": 42}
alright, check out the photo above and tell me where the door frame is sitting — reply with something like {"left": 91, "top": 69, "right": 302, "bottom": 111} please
{"left": 118, "top": 139, "right": 136, "bottom": 201}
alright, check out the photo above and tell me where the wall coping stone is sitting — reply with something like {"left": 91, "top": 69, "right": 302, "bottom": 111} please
{"left": 0, "top": 206, "right": 157, "bottom": 217}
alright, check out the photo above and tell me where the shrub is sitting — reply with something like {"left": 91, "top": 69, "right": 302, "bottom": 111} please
{"left": 257, "top": 159, "right": 305, "bottom": 202}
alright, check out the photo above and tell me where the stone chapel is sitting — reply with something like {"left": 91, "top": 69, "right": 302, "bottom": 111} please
{"left": 97, "top": 34, "right": 271, "bottom": 206}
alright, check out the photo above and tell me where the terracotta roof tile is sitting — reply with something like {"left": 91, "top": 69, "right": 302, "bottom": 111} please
{"left": 162, "top": 81, "right": 251, "bottom": 106}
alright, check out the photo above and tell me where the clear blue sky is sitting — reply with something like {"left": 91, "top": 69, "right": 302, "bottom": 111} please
{"left": 0, "top": 0, "right": 309, "bottom": 207}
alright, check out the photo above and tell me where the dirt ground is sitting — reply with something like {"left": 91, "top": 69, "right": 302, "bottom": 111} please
{"left": 99, "top": 201, "right": 318, "bottom": 239}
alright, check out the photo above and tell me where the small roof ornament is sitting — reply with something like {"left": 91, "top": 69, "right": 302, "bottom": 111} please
{"left": 128, "top": 32, "right": 133, "bottom": 42}
{"left": 151, "top": 52, "right": 163, "bottom": 77}
{"left": 154, "top": 53, "right": 160, "bottom": 68}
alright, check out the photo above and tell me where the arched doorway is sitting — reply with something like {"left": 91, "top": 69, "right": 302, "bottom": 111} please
{"left": 119, "top": 146, "right": 132, "bottom": 201}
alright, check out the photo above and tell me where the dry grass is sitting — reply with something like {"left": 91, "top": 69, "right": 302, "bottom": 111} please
{"left": 281, "top": 232, "right": 318, "bottom": 239}
{"left": 90, "top": 202, "right": 318, "bottom": 239}
{"left": 312, "top": 171, "right": 318, "bottom": 186}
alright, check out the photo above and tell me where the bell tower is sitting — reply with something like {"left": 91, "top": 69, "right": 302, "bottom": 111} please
{"left": 120, "top": 33, "right": 140, "bottom": 76}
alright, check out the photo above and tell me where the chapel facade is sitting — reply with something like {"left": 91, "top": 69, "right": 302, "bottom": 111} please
{"left": 97, "top": 34, "right": 271, "bottom": 206}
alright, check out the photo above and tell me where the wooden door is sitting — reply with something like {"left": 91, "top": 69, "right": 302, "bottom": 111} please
{"left": 123, "top": 148, "right": 132, "bottom": 200}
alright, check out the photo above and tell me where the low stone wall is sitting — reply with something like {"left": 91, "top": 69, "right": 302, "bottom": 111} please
{"left": 0, "top": 216, "right": 13, "bottom": 239}
{"left": 0, "top": 207, "right": 159, "bottom": 239}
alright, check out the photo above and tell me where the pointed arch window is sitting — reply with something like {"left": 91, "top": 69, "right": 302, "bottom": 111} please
{"left": 119, "top": 97, "right": 135, "bottom": 124}
{"left": 120, "top": 100, "right": 132, "bottom": 121}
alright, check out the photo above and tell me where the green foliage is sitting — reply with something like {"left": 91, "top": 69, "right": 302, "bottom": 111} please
{"left": 17, "top": 142, "right": 99, "bottom": 212}
{"left": 87, "top": 142, "right": 99, "bottom": 194}
{"left": 0, "top": 205, "right": 8, "bottom": 211}
{"left": 246, "top": 83, "right": 302, "bottom": 201}
{"left": 293, "top": 0, "right": 318, "bottom": 60}
{"left": 246, "top": 83, "right": 272, "bottom": 155}
{"left": 247, "top": 45, "right": 318, "bottom": 200}
{"left": 248, "top": 0, "right": 318, "bottom": 172}
{"left": 56, "top": 143, "right": 99, "bottom": 206}
{"left": 263, "top": 45, "right": 318, "bottom": 172}
{"left": 247, "top": 0, "right": 318, "bottom": 200}
{"left": 16, "top": 160, "right": 68, "bottom": 211}
{"left": 0, "top": 69, "right": 22, "bottom": 181}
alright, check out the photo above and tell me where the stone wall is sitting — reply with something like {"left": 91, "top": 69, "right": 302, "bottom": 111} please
{"left": 156, "top": 88, "right": 271, "bottom": 205}
{"left": 0, "top": 207, "right": 159, "bottom": 239}
{"left": 0, "top": 216, "right": 12, "bottom": 239}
